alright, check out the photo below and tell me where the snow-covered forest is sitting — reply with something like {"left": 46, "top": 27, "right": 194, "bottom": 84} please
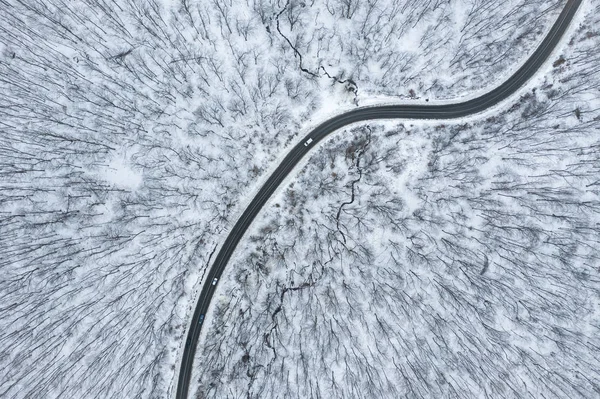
{"left": 192, "top": 3, "right": 600, "bottom": 399}
{"left": 0, "top": 0, "right": 595, "bottom": 398}
{"left": 273, "top": 0, "right": 564, "bottom": 100}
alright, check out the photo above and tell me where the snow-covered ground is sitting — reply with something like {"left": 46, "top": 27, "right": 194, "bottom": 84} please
{"left": 0, "top": 0, "right": 594, "bottom": 398}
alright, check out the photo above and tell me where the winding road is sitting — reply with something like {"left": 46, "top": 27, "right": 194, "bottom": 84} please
{"left": 176, "top": 0, "right": 582, "bottom": 397}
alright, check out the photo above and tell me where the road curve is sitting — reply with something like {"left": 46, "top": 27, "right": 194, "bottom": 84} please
{"left": 176, "top": 1, "right": 582, "bottom": 397}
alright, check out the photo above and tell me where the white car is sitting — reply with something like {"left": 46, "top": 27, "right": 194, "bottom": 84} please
{"left": 304, "top": 138, "right": 313, "bottom": 146}
{"left": 212, "top": 277, "right": 218, "bottom": 286}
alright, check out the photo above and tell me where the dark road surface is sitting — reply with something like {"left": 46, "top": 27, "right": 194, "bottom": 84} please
{"left": 176, "top": 1, "right": 582, "bottom": 397}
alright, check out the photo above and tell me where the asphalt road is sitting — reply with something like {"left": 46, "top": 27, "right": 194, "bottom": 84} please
{"left": 176, "top": 0, "right": 582, "bottom": 397}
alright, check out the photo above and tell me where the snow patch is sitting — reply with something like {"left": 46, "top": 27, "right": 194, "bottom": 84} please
{"left": 99, "top": 154, "right": 142, "bottom": 190}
